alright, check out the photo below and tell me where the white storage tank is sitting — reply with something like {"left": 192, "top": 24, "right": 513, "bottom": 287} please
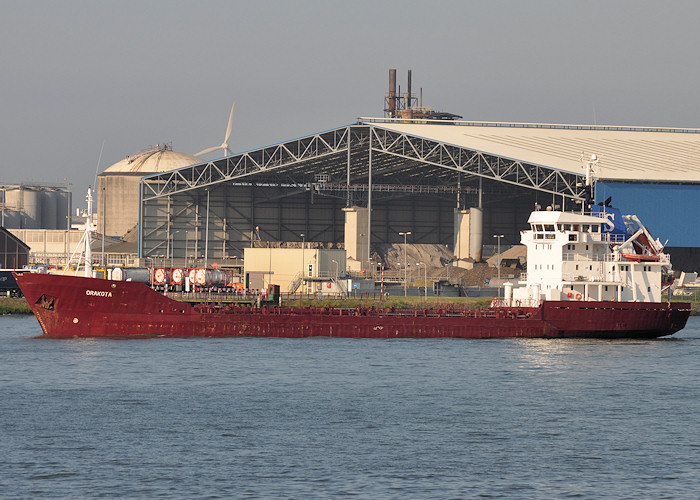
{"left": 55, "top": 190, "right": 70, "bottom": 229}
{"left": 22, "top": 188, "right": 41, "bottom": 228}
{"left": 41, "top": 189, "right": 58, "bottom": 229}
{"left": 1, "top": 187, "right": 22, "bottom": 227}
{"left": 5, "top": 188, "right": 21, "bottom": 211}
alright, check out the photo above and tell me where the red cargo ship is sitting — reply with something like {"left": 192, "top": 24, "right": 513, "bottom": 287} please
{"left": 14, "top": 272, "right": 690, "bottom": 339}
{"left": 13, "top": 174, "right": 692, "bottom": 339}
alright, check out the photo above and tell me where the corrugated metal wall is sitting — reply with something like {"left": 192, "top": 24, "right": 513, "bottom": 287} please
{"left": 595, "top": 182, "right": 700, "bottom": 247}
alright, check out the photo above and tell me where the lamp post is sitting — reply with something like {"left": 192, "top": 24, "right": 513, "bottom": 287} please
{"left": 185, "top": 231, "right": 190, "bottom": 267}
{"left": 493, "top": 234, "right": 504, "bottom": 297}
{"left": 360, "top": 233, "right": 366, "bottom": 274}
{"left": 331, "top": 259, "right": 338, "bottom": 280}
{"left": 169, "top": 230, "right": 180, "bottom": 268}
{"left": 380, "top": 263, "right": 385, "bottom": 298}
{"left": 300, "top": 233, "right": 305, "bottom": 289}
{"left": 418, "top": 262, "right": 427, "bottom": 297}
{"left": 399, "top": 231, "right": 411, "bottom": 296}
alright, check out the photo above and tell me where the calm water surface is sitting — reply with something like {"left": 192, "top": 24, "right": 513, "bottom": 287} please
{"left": 1, "top": 315, "right": 699, "bottom": 499}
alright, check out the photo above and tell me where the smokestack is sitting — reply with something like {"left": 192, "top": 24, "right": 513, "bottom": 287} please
{"left": 389, "top": 69, "right": 396, "bottom": 116}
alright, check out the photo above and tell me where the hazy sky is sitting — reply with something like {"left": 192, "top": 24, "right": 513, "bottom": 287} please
{"left": 3, "top": 0, "right": 700, "bottom": 199}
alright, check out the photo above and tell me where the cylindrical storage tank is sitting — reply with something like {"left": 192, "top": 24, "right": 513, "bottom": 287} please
{"left": 5, "top": 188, "right": 22, "bottom": 227}
{"left": 152, "top": 267, "right": 168, "bottom": 285}
{"left": 55, "top": 190, "right": 70, "bottom": 229}
{"left": 111, "top": 267, "right": 123, "bottom": 281}
{"left": 207, "top": 269, "right": 227, "bottom": 287}
{"left": 111, "top": 267, "right": 151, "bottom": 284}
{"left": 2, "top": 208, "right": 21, "bottom": 228}
{"left": 170, "top": 268, "right": 184, "bottom": 285}
{"left": 22, "top": 188, "right": 41, "bottom": 229}
{"left": 469, "top": 207, "right": 483, "bottom": 262}
{"left": 5, "top": 188, "right": 21, "bottom": 210}
{"left": 194, "top": 268, "right": 207, "bottom": 285}
{"left": 41, "top": 189, "right": 58, "bottom": 229}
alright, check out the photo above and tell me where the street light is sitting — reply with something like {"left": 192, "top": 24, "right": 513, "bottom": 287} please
{"left": 359, "top": 233, "right": 366, "bottom": 275}
{"left": 300, "top": 233, "right": 305, "bottom": 287}
{"left": 331, "top": 259, "right": 338, "bottom": 279}
{"left": 399, "top": 231, "right": 411, "bottom": 296}
{"left": 493, "top": 234, "right": 504, "bottom": 297}
{"left": 169, "top": 230, "right": 180, "bottom": 268}
{"left": 418, "top": 262, "right": 427, "bottom": 297}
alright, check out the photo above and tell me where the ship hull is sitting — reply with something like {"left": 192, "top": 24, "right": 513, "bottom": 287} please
{"left": 15, "top": 273, "right": 691, "bottom": 340}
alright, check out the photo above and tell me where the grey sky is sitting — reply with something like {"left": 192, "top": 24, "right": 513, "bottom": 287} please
{"left": 2, "top": 0, "right": 700, "bottom": 199}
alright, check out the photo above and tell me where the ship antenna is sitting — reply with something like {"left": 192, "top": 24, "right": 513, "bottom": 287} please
{"left": 84, "top": 187, "right": 94, "bottom": 277}
{"left": 580, "top": 153, "right": 599, "bottom": 211}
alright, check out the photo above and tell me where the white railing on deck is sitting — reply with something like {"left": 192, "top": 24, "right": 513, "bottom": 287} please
{"left": 492, "top": 297, "right": 541, "bottom": 308}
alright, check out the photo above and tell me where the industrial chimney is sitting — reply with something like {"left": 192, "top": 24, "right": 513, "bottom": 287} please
{"left": 388, "top": 69, "right": 397, "bottom": 117}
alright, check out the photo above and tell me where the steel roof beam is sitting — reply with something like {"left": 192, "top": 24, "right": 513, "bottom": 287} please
{"left": 141, "top": 123, "right": 585, "bottom": 203}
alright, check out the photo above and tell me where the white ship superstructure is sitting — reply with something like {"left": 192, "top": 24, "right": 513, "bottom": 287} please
{"left": 510, "top": 207, "right": 671, "bottom": 306}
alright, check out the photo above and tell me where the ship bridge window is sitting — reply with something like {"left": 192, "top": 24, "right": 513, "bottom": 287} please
{"left": 591, "top": 225, "right": 599, "bottom": 233}
{"left": 535, "top": 224, "right": 543, "bottom": 231}
{"left": 544, "top": 224, "right": 556, "bottom": 231}
{"left": 573, "top": 224, "right": 580, "bottom": 231}
{"left": 563, "top": 224, "right": 572, "bottom": 231}
{"left": 582, "top": 224, "right": 590, "bottom": 232}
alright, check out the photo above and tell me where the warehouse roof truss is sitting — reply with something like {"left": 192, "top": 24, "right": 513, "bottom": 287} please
{"left": 140, "top": 123, "right": 588, "bottom": 204}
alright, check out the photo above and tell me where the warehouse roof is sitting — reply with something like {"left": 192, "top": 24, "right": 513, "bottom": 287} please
{"left": 362, "top": 119, "right": 700, "bottom": 183}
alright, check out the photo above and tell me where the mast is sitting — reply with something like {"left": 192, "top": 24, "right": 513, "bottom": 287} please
{"left": 84, "top": 187, "right": 94, "bottom": 277}
{"left": 583, "top": 153, "right": 598, "bottom": 211}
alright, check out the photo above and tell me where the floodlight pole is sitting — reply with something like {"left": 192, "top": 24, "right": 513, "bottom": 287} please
{"left": 419, "top": 262, "right": 427, "bottom": 297}
{"left": 300, "top": 233, "right": 305, "bottom": 291}
{"left": 399, "top": 231, "right": 411, "bottom": 296}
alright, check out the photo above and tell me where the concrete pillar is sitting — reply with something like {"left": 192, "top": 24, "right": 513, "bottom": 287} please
{"left": 469, "top": 207, "right": 483, "bottom": 261}
{"left": 454, "top": 207, "right": 483, "bottom": 261}
{"left": 343, "top": 206, "right": 368, "bottom": 268}
{"left": 453, "top": 208, "right": 470, "bottom": 260}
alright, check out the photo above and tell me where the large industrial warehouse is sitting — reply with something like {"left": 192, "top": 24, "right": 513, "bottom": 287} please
{"left": 131, "top": 117, "right": 700, "bottom": 288}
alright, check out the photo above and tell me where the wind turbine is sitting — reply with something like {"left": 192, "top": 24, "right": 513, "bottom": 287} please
{"left": 196, "top": 102, "right": 235, "bottom": 157}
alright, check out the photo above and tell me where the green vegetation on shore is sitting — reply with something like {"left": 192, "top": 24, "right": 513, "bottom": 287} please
{"left": 0, "top": 297, "right": 32, "bottom": 315}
